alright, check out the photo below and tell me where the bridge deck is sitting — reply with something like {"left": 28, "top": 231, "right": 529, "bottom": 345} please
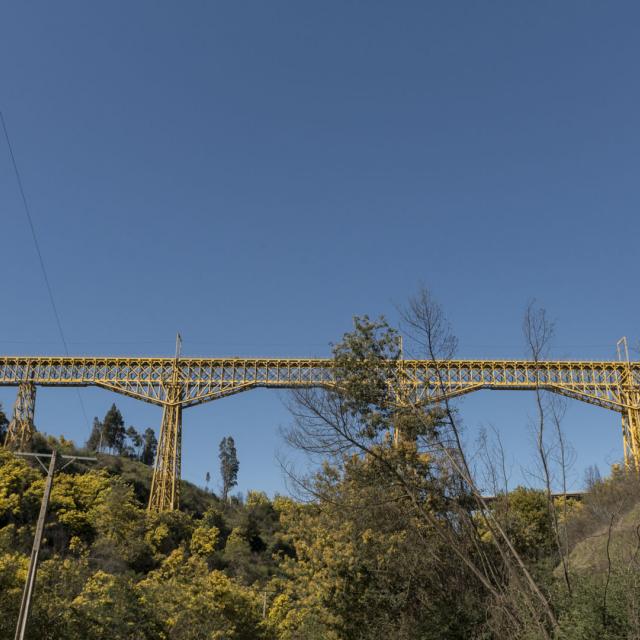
{"left": 0, "top": 356, "right": 638, "bottom": 411}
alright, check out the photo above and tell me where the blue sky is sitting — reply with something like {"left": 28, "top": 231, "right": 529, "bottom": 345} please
{"left": 1, "top": 2, "right": 638, "bottom": 496}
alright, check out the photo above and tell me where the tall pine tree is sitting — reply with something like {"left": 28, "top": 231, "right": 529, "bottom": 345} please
{"left": 102, "top": 404, "right": 126, "bottom": 454}
{"left": 219, "top": 436, "right": 239, "bottom": 501}
{"left": 126, "top": 426, "right": 143, "bottom": 458}
{"left": 141, "top": 428, "right": 158, "bottom": 465}
{"left": 86, "top": 417, "right": 104, "bottom": 452}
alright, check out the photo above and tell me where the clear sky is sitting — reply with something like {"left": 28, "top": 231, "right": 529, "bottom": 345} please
{"left": 1, "top": 2, "right": 639, "bottom": 497}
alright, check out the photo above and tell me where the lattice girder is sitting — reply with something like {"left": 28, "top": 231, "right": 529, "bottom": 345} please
{"left": 1, "top": 357, "right": 637, "bottom": 411}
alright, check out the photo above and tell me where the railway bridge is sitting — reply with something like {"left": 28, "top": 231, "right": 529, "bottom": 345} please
{"left": 2, "top": 352, "right": 639, "bottom": 511}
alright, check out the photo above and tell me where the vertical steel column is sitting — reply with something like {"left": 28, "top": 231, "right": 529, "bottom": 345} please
{"left": 393, "top": 343, "right": 407, "bottom": 447}
{"left": 622, "top": 413, "right": 631, "bottom": 470}
{"left": 14, "top": 450, "right": 56, "bottom": 640}
{"left": 148, "top": 388, "right": 182, "bottom": 511}
{"left": 5, "top": 383, "right": 36, "bottom": 450}
{"left": 617, "top": 339, "right": 640, "bottom": 471}
{"left": 621, "top": 404, "right": 640, "bottom": 472}
{"left": 629, "top": 382, "right": 640, "bottom": 472}
{"left": 148, "top": 334, "right": 183, "bottom": 512}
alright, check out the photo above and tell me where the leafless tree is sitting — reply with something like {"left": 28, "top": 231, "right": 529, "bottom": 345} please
{"left": 523, "top": 301, "right": 572, "bottom": 596}
{"left": 399, "top": 288, "right": 559, "bottom": 636}
{"left": 476, "top": 424, "right": 511, "bottom": 498}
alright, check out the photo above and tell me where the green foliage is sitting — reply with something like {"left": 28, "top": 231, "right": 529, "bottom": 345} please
{"left": 219, "top": 435, "right": 239, "bottom": 501}
{"left": 140, "top": 427, "right": 157, "bottom": 466}
{"left": 3, "top": 440, "right": 640, "bottom": 639}
{"left": 0, "top": 438, "right": 286, "bottom": 639}
{"left": 102, "top": 404, "right": 126, "bottom": 454}
{"left": 145, "top": 509, "right": 194, "bottom": 558}
{"left": 190, "top": 523, "right": 220, "bottom": 558}
{"left": 126, "top": 425, "right": 142, "bottom": 456}
{"left": 86, "top": 405, "right": 148, "bottom": 461}
{"left": 0, "top": 552, "right": 28, "bottom": 638}
{"left": 554, "top": 570, "right": 640, "bottom": 639}
{"left": 268, "top": 455, "right": 486, "bottom": 640}
{"left": 488, "top": 487, "right": 556, "bottom": 563}
{"left": 69, "top": 570, "right": 157, "bottom": 640}
{"left": 224, "top": 527, "right": 255, "bottom": 582}
{"left": 139, "top": 550, "right": 270, "bottom": 639}
{"left": 0, "top": 402, "right": 9, "bottom": 445}
{"left": 332, "top": 315, "right": 401, "bottom": 438}
{"left": 0, "top": 448, "right": 42, "bottom": 526}
{"left": 86, "top": 416, "right": 103, "bottom": 452}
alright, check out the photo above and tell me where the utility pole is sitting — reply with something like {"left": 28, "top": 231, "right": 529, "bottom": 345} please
{"left": 12, "top": 450, "right": 96, "bottom": 640}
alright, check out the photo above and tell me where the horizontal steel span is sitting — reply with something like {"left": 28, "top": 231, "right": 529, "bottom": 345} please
{"left": 0, "top": 356, "right": 638, "bottom": 412}
{"left": 3, "top": 354, "right": 640, "bottom": 511}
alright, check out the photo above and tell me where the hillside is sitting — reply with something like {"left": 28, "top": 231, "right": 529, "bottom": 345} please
{"left": 2, "top": 432, "right": 640, "bottom": 639}
{"left": 0, "top": 436, "right": 289, "bottom": 639}
{"left": 567, "top": 471, "right": 640, "bottom": 574}
{"left": 93, "top": 453, "right": 218, "bottom": 516}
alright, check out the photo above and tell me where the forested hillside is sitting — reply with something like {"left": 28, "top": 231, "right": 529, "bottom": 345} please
{"left": 2, "top": 439, "right": 640, "bottom": 640}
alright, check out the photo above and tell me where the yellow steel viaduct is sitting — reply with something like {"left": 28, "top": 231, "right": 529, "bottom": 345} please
{"left": 2, "top": 354, "right": 639, "bottom": 511}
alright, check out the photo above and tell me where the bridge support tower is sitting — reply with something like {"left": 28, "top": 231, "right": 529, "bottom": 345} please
{"left": 4, "top": 383, "right": 36, "bottom": 450}
{"left": 617, "top": 339, "right": 640, "bottom": 472}
{"left": 148, "top": 384, "right": 182, "bottom": 512}
{"left": 621, "top": 403, "right": 640, "bottom": 471}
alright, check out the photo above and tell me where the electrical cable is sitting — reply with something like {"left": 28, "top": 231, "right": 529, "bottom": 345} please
{"left": 1, "top": 109, "right": 89, "bottom": 427}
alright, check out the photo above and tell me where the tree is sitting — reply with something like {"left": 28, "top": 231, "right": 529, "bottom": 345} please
{"left": 0, "top": 403, "right": 9, "bottom": 445}
{"left": 219, "top": 437, "right": 239, "bottom": 501}
{"left": 86, "top": 417, "right": 104, "bottom": 452}
{"left": 205, "top": 471, "right": 211, "bottom": 491}
{"left": 269, "top": 457, "right": 485, "bottom": 640}
{"left": 584, "top": 464, "right": 602, "bottom": 491}
{"left": 487, "top": 487, "right": 556, "bottom": 564}
{"left": 281, "top": 316, "right": 490, "bottom": 638}
{"left": 284, "top": 290, "right": 564, "bottom": 639}
{"left": 523, "top": 301, "right": 573, "bottom": 597}
{"left": 399, "top": 289, "right": 561, "bottom": 637}
{"left": 126, "top": 426, "right": 143, "bottom": 458}
{"left": 68, "top": 570, "right": 158, "bottom": 639}
{"left": 223, "top": 527, "right": 255, "bottom": 583}
{"left": 140, "top": 428, "right": 157, "bottom": 466}
{"left": 138, "top": 550, "right": 267, "bottom": 639}
{"left": 102, "top": 404, "right": 126, "bottom": 454}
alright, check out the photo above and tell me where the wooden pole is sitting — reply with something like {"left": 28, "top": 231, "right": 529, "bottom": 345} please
{"left": 14, "top": 450, "right": 56, "bottom": 640}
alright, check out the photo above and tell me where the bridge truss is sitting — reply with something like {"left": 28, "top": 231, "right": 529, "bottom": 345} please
{"left": 1, "top": 355, "right": 639, "bottom": 511}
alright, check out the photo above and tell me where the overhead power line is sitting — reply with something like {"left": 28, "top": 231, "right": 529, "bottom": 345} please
{"left": 1, "top": 109, "right": 89, "bottom": 427}
{"left": 0, "top": 111, "right": 68, "bottom": 352}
